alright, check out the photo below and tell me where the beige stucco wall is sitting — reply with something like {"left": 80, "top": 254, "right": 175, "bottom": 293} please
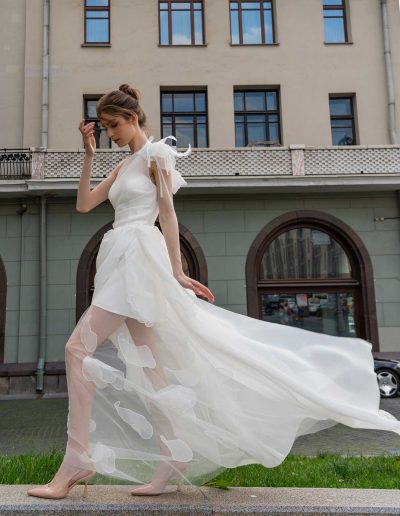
{"left": 1, "top": 0, "right": 400, "bottom": 149}
{"left": 0, "top": 0, "right": 43, "bottom": 149}
{"left": 388, "top": 0, "right": 400, "bottom": 142}
{"left": 23, "top": 0, "right": 44, "bottom": 150}
{"left": 0, "top": 0, "right": 27, "bottom": 146}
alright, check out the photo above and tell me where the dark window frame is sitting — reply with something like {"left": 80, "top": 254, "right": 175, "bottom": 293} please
{"left": 83, "top": 95, "right": 112, "bottom": 149}
{"left": 323, "top": 0, "right": 348, "bottom": 44}
{"left": 329, "top": 94, "right": 357, "bottom": 146}
{"left": 160, "top": 89, "right": 209, "bottom": 148}
{"left": 229, "top": 0, "right": 276, "bottom": 46}
{"left": 84, "top": 0, "right": 111, "bottom": 45}
{"left": 245, "top": 210, "right": 380, "bottom": 348}
{"left": 234, "top": 88, "right": 282, "bottom": 146}
{"left": 159, "top": 0, "right": 205, "bottom": 46}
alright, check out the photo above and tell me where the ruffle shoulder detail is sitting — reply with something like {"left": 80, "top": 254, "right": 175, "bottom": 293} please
{"left": 144, "top": 135, "right": 191, "bottom": 197}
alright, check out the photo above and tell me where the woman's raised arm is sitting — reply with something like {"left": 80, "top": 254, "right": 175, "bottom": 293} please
{"left": 76, "top": 118, "right": 126, "bottom": 213}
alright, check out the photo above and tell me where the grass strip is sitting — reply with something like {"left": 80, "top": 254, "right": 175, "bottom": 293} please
{"left": 2, "top": 450, "right": 400, "bottom": 489}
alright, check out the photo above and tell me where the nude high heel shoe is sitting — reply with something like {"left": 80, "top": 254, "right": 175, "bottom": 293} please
{"left": 27, "top": 469, "right": 95, "bottom": 500}
{"left": 130, "top": 461, "right": 187, "bottom": 496}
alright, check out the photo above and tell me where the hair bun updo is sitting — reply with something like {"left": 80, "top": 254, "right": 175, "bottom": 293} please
{"left": 118, "top": 84, "right": 141, "bottom": 102}
{"left": 96, "top": 83, "right": 148, "bottom": 131}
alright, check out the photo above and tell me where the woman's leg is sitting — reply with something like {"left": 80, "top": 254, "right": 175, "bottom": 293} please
{"left": 124, "top": 318, "right": 174, "bottom": 457}
{"left": 52, "top": 305, "right": 126, "bottom": 485}
{"left": 125, "top": 318, "right": 188, "bottom": 491}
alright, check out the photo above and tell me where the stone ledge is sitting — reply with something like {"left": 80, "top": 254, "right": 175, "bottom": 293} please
{"left": 2, "top": 485, "right": 400, "bottom": 515}
{"left": 0, "top": 373, "right": 67, "bottom": 397}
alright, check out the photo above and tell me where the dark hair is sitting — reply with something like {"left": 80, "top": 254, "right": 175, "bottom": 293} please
{"left": 96, "top": 84, "right": 149, "bottom": 134}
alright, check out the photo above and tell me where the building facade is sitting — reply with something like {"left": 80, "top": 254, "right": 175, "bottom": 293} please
{"left": 1, "top": 0, "right": 400, "bottom": 396}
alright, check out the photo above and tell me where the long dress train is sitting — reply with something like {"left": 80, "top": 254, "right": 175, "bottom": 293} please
{"left": 53, "top": 135, "right": 400, "bottom": 489}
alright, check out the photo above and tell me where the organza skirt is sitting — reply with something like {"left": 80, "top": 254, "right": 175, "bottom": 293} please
{"left": 56, "top": 222, "right": 400, "bottom": 489}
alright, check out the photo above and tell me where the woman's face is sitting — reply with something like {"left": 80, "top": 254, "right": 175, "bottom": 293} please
{"left": 99, "top": 113, "right": 137, "bottom": 147}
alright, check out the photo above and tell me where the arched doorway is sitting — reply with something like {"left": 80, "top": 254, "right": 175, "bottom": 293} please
{"left": 246, "top": 210, "right": 379, "bottom": 349}
{"left": 76, "top": 221, "right": 208, "bottom": 322}
{"left": 0, "top": 256, "right": 6, "bottom": 363}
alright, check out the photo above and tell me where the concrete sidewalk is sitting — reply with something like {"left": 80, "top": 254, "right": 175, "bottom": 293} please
{"left": 2, "top": 485, "right": 400, "bottom": 515}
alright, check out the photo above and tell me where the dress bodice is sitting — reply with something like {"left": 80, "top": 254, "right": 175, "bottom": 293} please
{"left": 107, "top": 135, "right": 190, "bottom": 229}
{"left": 108, "top": 139, "right": 157, "bottom": 229}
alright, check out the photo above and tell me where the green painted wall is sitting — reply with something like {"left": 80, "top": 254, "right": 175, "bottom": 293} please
{"left": 1, "top": 191, "right": 399, "bottom": 363}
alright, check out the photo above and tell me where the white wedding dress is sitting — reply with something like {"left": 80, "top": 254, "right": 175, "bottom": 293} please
{"left": 60, "top": 135, "right": 400, "bottom": 489}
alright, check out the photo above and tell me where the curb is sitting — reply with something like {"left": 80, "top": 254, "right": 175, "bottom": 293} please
{"left": 2, "top": 485, "right": 400, "bottom": 515}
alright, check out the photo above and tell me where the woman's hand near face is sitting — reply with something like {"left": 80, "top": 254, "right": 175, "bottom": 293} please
{"left": 79, "top": 119, "right": 97, "bottom": 158}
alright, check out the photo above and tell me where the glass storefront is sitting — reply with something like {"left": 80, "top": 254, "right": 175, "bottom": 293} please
{"left": 258, "top": 226, "right": 359, "bottom": 337}
{"left": 261, "top": 292, "right": 356, "bottom": 337}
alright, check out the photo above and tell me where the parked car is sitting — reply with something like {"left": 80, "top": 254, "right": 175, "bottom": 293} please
{"left": 373, "top": 354, "right": 400, "bottom": 398}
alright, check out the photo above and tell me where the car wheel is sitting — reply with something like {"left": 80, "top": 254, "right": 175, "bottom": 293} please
{"left": 376, "top": 368, "right": 400, "bottom": 398}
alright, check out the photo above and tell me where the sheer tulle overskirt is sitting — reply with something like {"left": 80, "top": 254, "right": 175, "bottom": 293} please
{"left": 55, "top": 136, "right": 400, "bottom": 489}
{"left": 59, "top": 221, "right": 400, "bottom": 489}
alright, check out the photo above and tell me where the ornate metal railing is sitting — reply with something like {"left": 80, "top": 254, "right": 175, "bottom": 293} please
{"left": 0, "top": 149, "right": 31, "bottom": 179}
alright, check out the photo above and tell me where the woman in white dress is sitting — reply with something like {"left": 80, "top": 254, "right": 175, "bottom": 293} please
{"left": 27, "top": 84, "right": 400, "bottom": 500}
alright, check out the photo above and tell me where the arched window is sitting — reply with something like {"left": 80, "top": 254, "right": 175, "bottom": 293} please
{"left": 76, "top": 221, "right": 208, "bottom": 322}
{"left": 246, "top": 211, "right": 379, "bottom": 348}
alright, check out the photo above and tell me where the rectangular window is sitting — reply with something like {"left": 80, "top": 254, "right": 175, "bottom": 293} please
{"left": 159, "top": 1, "right": 205, "bottom": 46}
{"left": 329, "top": 95, "right": 357, "bottom": 145}
{"left": 323, "top": 0, "right": 348, "bottom": 43}
{"left": 230, "top": 1, "right": 275, "bottom": 45}
{"left": 160, "top": 90, "right": 208, "bottom": 148}
{"left": 84, "top": 96, "right": 112, "bottom": 149}
{"left": 84, "top": 0, "right": 110, "bottom": 44}
{"left": 234, "top": 89, "right": 281, "bottom": 146}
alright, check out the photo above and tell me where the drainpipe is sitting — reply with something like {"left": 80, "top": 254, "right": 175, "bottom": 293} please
{"left": 381, "top": 0, "right": 398, "bottom": 144}
{"left": 35, "top": 0, "right": 50, "bottom": 391}
{"left": 41, "top": 0, "right": 49, "bottom": 148}
{"left": 35, "top": 195, "right": 47, "bottom": 392}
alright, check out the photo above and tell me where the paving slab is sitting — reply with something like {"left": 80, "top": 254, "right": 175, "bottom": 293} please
{"left": 2, "top": 485, "right": 400, "bottom": 515}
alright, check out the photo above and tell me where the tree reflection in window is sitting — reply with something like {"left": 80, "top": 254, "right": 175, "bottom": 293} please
{"left": 260, "top": 228, "right": 351, "bottom": 280}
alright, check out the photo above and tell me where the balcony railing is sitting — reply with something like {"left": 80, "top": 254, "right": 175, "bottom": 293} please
{"left": 0, "top": 149, "right": 31, "bottom": 179}
{"left": 38, "top": 145, "right": 400, "bottom": 179}
{"left": 1, "top": 145, "right": 400, "bottom": 182}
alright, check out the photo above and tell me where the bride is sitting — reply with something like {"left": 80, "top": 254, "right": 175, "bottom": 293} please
{"left": 27, "top": 84, "right": 400, "bottom": 500}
